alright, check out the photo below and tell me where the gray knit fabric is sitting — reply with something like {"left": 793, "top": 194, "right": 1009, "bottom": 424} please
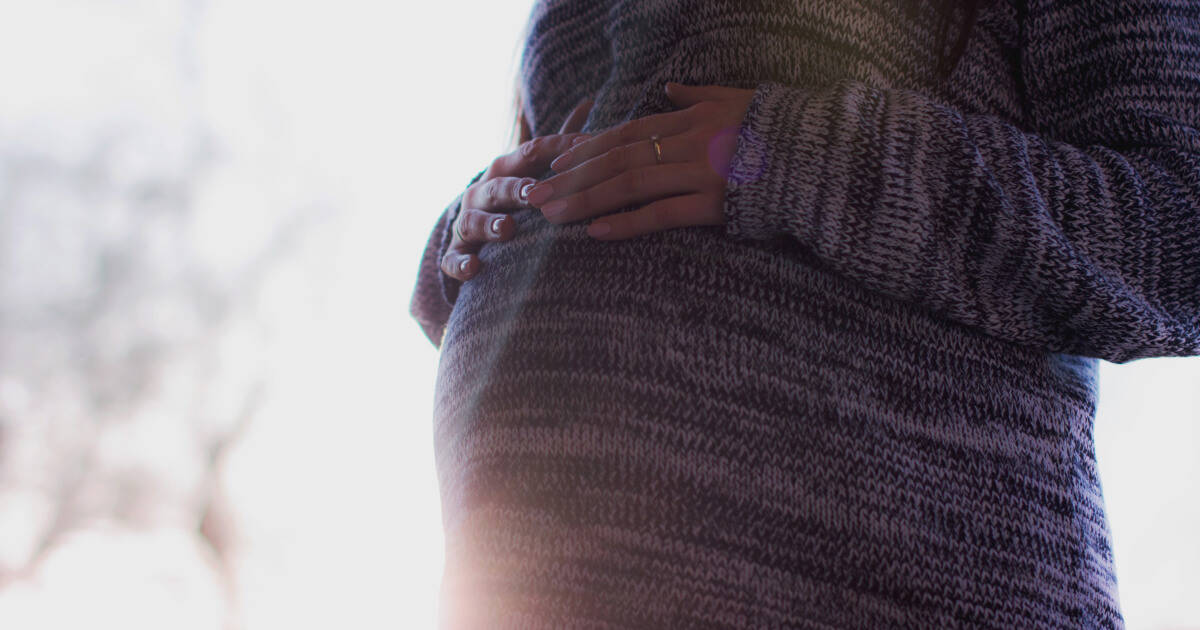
{"left": 410, "top": 1, "right": 1200, "bottom": 627}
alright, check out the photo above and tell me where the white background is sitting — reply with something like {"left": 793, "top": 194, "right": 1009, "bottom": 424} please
{"left": 0, "top": 1, "right": 1195, "bottom": 629}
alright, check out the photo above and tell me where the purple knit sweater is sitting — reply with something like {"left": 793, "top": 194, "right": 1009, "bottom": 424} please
{"left": 410, "top": 1, "right": 1200, "bottom": 627}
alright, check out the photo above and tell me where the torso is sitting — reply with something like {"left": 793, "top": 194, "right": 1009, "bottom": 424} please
{"left": 434, "top": 2, "right": 1122, "bottom": 627}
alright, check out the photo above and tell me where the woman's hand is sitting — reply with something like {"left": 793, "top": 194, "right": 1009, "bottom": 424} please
{"left": 522, "top": 83, "right": 755, "bottom": 240}
{"left": 441, "top": 97, "right": 595, "bottom": 282}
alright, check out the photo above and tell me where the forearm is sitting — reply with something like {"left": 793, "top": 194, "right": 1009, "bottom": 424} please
{"left": 723, "top": 77, "right": 1200, "bottom": 363}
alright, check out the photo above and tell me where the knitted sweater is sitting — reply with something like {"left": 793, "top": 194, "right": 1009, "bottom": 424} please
{"left": 410, "top": 1, "right": 1200, "bottom": 627}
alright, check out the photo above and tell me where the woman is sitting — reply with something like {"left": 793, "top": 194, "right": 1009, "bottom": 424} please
{"left": 411, "top": 0, "right": 1200, "bottom": 627}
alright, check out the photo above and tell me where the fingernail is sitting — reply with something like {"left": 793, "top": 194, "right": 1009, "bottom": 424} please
{"left": 542, "top": 199, "right": 567, "bottom": 217}
{"left": 459, "top": 258, "right": 470, "bottom": 273}
{"left": 587, "top": 222, "right": 610, "bottom": 238}
{"left": 550, "top": 154, "right": 571, "bottom": 171}
{"left": 490, "top": 217, "right": 504, "bottom": 235}
{"left": 570, "top": 135, "right": 589, "bottom": 146}
{"left": 519, "top": 183, "right": 534, "bottom": 201}
{"left": 526, "top": 183, "right": 553, "bottom": 205}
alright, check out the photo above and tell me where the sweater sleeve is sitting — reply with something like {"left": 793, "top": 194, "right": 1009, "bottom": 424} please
{"left": 409, "top": 169, "right": 487, "bottom": 349}
{"left": 721, "top": 0, "right": 1200, "bottom": 364}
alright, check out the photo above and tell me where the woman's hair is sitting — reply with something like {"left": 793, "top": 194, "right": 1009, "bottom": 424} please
{"left": 508, "top": 0, "right": 996, "bottom": 148}
{"left": 918, "top": 0, "right": 998, "bottom": 81}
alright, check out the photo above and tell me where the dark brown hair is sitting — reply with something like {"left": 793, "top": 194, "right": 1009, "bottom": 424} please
{"left": 916, "top": 0, "right": 997, "bottom": 82}
{"left": 509, "top": 0, "right": 995, "bottom": 148}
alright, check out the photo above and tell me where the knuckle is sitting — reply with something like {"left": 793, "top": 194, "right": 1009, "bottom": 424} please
{"left": 483, "top": 180, "right": 500, "bottom": 205}
{"left": 471, "top": 209, "right": 492, "bottom": 241}
{"left": 455, "top": 209, "right": 473, "bottom": 241}
{"left": 479, "top": 211, "right": 495, "bottom": 237}
{"left": 467, "top": 208, "right": 489, "bottom": 241}
{"left": 460, "top": 211, "right": 477, "bottom": 241}
{"left": 558, "top": 134, "right": 578, "bottom": 153}
{"left": 440, "top": 253, "right": 457, "bottom": 277}
{"left": 520, "top": 138, "right": 538, "bottom": 161}
{"left": 620, "top": 169, "right": 642, "bottom": 195}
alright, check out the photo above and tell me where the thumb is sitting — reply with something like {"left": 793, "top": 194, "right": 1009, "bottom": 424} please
{"left": 665, "top": 82, "right": 733, "bottom": 107}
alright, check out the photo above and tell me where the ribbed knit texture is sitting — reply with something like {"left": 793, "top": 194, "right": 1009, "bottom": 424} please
{"left": 410, "top": 1, "right": 1200, "bottom": 627}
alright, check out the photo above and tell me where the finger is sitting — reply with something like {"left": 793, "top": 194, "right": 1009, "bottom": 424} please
{"left": 440, "top": 213, "right": 482, "bottom": 281}
{"left": 441, "top": 249, "right": 479, "bottom": 282}
{"left": 527, "top": 131, "right": 694, "bottom": 206}
{"left": 665, "top": 82, "right": 747, "bottom": 107}
{"left": 586, "top": 193, "right": 721, "bottom": 240}
{"left": 465, "top": 176, "right": 543, "bottom": 213}
{"left": 537, "top": 161, "right": 708, "bottom": 225}
{"left": 558, "top": 97, "right": 596, "bottom": 135}
{"left": 455, "top": 207, "right": 517, "bottom": 245}
{"left": 549, "top": 108, "right": 694, "bottom": 173}
{"left": 488, "top": 133, "right": 593, "bottom": 179}
{"left": 441, "top": 203, "right": 522, "bottom": 281}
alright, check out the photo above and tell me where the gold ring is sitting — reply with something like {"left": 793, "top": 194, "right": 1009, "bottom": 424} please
{"left": 649, "top": 134, "right": 664, "bottom": 165}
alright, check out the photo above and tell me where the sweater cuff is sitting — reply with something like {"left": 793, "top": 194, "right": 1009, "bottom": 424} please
{"left": 725, "top": 79, "right": 943, "bottom": 305}
{"left": 723, "top": 81, "right": 820, "bottom": 243}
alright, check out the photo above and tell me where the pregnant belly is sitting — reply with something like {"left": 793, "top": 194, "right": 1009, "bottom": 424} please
{"left": 430, "top": 207, "right": 1101, "bottom": 628}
